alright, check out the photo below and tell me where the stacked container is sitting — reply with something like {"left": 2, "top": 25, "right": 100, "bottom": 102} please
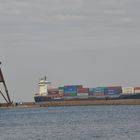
{"left": 47, "top": 88, "right": 64, "bottom": 98}
{"left": 93, "top": 87, "right": 106, "bottom": 97}
{"left": 122, "top": 87, "right": 134, "bottom": 95}
{"left": 64, "top": 85, "right": 78, "bottom": 96}
{"left": 77, "top": 88, "right": 89, "bottom": 98}
{"left": 134, "top": 87, "right": 140, "bottom": 94}
{"left": 105, "top": 86, "right": 122, "bottom": 98}
{"left": 48, "top": 88, "right": 59, "bottom": 94}
{"left": 47, "top": 94, "right": 64, "bottom": 98}
{"left": 59, "top": 87, "right": 64, "bottom": 94}
{"left": 105, "top": 86, "right": 122, "bottom": 95}
{"left": 88, "top": 88, "right": 95, "bottom": 96}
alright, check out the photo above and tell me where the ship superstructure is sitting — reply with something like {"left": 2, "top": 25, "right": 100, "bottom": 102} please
{"left": 38, "top": 76, "right": 51, "bottom": 96}
{"left": 34, "top": 76, "right": 51, "bottom": 102}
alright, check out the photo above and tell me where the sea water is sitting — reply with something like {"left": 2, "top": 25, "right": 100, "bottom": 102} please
{"left": 0, "top": 105, "right": 140, "bottom": 140}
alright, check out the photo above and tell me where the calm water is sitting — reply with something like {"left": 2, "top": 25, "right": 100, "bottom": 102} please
{"left": 0, "top": 105, "right": 140, "bottom": 140}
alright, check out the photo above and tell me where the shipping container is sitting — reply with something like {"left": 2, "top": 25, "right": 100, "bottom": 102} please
{"left": 59, "top": 90, "right": 64, "bottom": 94}
{"left": 59, "top": 87, "right": 64, "bottom": 94}
{"left": 64, "top": 85, "right": 77, "bottom": 94}
{"left": 134, "top": 87, "right": 140, "bottom": 94}
{"left": 48, "top": 88, "right": 59, "bottom": 94}
{"left": 134, "top": 87, "right": 140, "bottom": 90}
{"left": 47, "top": 94, "right": 64, "bottom": 97}
{"left": 122, "top": 87, "right": 134, "bottom": 94}
{"left": 94, "top": 87, "right": 106, "bottom": 93}
{"left": 106, "top": 86, "right": 122, "bottom": 92}
{"left": 64, "top": 93, "right": 77, "bottom": 96}
{"left": 107, "top": 86, "right": 122, "bottom": 89}
{"left": 48, "top": 88, "right": 59, "bottom": 92}
{"left": 89, "top": 88, "right": 94, "bottom": 92}
{"left": 77, "top": 88, "right": 89, "bottom": 93}
{"left": 59, "top": 87, "right": 64, "bottom": 90}
{"left": 63, "top": 96, "right": 77, "bottom": 100}
{"left": 77, "top": 96, "right": 89, "bottom": 99}
{"left": 105, "top": 89, "right": 121, "bottom": 95}
{"left": 89, "top": 88, "right": 95, "bottom": 95}
{"left": 48, "top": 91, "right": 59, "bottom": 94}
{"left": 93, "top": 93, "right": 105, "bottom": 96}
{"left": 105, "top": 86, "right": 122, "bottom": 95}
{"left": 77, "top": 93, "right": 89, "bottom": 96}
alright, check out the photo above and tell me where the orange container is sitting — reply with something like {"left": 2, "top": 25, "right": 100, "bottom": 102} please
{"left": 77, "top": 88, "right": 89, "bottom": 93}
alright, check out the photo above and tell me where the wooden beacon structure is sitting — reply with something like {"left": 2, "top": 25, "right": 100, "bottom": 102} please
{"left": 0, "top": 62, "right": 12, "bottom": 106}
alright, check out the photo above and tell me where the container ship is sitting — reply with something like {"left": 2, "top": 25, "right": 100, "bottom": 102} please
{"left": 34, "top": 77, "right": 140, "bottom": 102}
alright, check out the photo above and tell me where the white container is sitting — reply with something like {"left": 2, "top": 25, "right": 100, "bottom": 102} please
{"left": 77, "top": 93, "right": 89, "bottom": 96}
{"left": 122, "top": 87, "right": 134, "bottom": 94}
{"left": 134, "top": 90, "right": 140, "bottom": 94}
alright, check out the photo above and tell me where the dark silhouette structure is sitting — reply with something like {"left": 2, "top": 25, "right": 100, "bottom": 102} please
{"left": 0, "top": 62, "right": 12, "bottom": 104}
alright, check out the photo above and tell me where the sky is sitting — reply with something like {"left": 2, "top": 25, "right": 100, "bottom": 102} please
{"left": 0, "top": 0, "right": 140, "bottom": 102}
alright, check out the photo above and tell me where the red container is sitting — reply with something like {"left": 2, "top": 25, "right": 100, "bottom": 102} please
{"left": 48, "top": 88, "right": 59, "bottom": 92}
{"left": 93, "top": 93, "right": 105, "bottom": 96}
{"left": 107, "top": 86, "right": 122, "bottom": 89}
{"left": 77, "top": 88, "right": 89, "bottom": 93}
{"left": 47, "top": 94, "right": 64, "bottom": 97}
{"left": 107, "top": 86, "right": 122, "bottom": 92}
{"left": 134, "top": 87, "right": 140, "bottom": 90}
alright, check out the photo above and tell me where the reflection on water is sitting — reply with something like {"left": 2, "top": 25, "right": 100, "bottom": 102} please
{"left": 0, "top": 105, "right": 140, "bottom": 140}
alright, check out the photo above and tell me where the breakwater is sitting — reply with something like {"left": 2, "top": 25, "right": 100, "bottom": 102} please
{"left": 37, "top": 99, "right": 140, "bottom": 107}
{"left": 1, "top": 99, "right": 140, "bottom": 108}
{"left": 12, "top": 99, "right": 140, "bottom": 108}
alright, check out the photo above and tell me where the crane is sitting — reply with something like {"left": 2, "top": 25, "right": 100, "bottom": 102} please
{"left": 0, "top": 62, "right": 12, "bottom": 105}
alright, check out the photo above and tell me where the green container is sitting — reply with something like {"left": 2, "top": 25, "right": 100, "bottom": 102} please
{"left": 59, "top": 90, "right": 64, "bottom": 94}
{"left": 59, "top": 87, "right": 64, "bottom": 94}
{"left": 64, "top": 93, "right": 77, "bottom": 96}
{"left": 59, "top": 87, "right": 64, "bottom": 90}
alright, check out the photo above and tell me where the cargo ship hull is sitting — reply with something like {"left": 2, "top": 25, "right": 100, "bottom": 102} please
{"left": 119, "top": 94, "right": 140, "bottom": 99}
{"left": 34, "top": 94, "right": 140, "bottom": 102}
{"left": 34, "top": 96, "right": 51, "bottom": 102}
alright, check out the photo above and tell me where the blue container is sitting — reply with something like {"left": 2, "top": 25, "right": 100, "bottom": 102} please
{"left": 64, "top": 85, "right": 77, "bottom": 94}
{"left": 89, "top": 88, "right": 95, "bottom": 92}
{"left": 105, "top": 89, "right": 121, "bottom": 95}
{"left": 94, "top": 87, "right": 106, "bottom": 93}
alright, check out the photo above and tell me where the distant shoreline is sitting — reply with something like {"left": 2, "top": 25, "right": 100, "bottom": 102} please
{"left": 1, "top": 99, "right": 140, "bottom": 108}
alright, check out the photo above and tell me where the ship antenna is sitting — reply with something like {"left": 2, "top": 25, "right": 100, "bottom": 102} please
{"left": 44, "top": 76, "right": 47, "bottom": 80}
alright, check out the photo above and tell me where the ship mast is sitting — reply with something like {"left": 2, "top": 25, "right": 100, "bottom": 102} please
{"left": 0, "top": 62, "right": 12, "bottom": 104}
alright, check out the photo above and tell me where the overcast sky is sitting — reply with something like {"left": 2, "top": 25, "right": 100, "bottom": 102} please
{"left": 0, "top": 0, "right": 140, "bottom": 102}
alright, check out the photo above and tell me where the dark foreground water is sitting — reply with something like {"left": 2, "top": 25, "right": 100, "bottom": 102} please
{"left": 0, "top": 105, "right": 140, "bottom": 140}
